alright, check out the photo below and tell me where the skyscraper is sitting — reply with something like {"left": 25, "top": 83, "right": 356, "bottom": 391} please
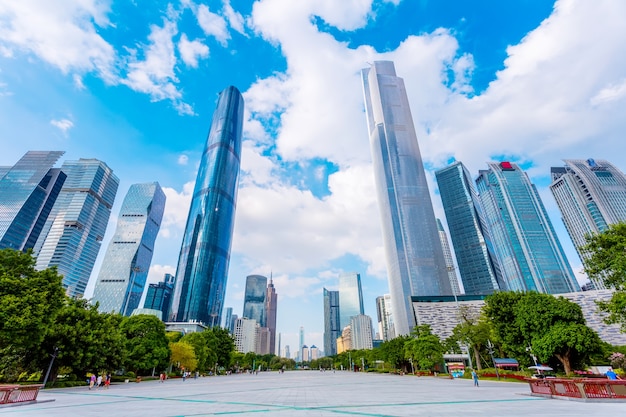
{"left": 375, "top": 294, "right": 394, "bottom": 341}
{"left": 338, "top": 272, "right": 364, "bottom": 330}
{"left": 223, "top": 307, "right": 233, "bottom": 330}
{"left": 350, "top": 314, "right": 374, "bottom": 350}
{"left": 143, "top": 273, "right": 176, "bottom": 320}
{"left": 243, "top": 275, "right": 267, "bottom": 326}
{"left": 266, "top": 276, "right": 278, "bottom": 355}
{"left": 233, "top": 317, "right": 257, "bottom": 353}
{"left": 35, "top": 158, "right": 119, "bottom": 297}
{"left": 435, "top": 161, "right": 501, "bottom": 295}
{"left": 362, "top": 61, "right": 451, "bottom": 336}
{"left": 437, "top": 219, "right": 462, "bottom": 296}
{"left": 92, "top": 182, "right": 165, "bottom": 315}
{"left": 169, "top": 86, "right": 244, "bottom": 326}
{"left": 0, "top": 151, "right": 66, "bottom": 252}
{"left": 323, "top": 288, "right": 340, "bottom": 356}
{"left": 476, "top": 161, "right": 579, "bottom": 294}
{"left": 550, "top": 158, "right": 626, "bottom": 288}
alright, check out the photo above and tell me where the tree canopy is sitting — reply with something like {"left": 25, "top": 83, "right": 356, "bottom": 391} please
{"left": 120, "top": 314, "right": 170, "bottom": 374}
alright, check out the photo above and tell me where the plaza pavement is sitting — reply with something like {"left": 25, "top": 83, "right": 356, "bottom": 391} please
{"left": 1, "top": 370, "right": 624, "bottom": 416}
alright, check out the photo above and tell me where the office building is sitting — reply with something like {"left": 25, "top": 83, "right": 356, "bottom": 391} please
{"left": 0, "top": 151, "right": 67, "bottom": 252}
{"left": 256, "top": 326, "right": 271, "bottom": 355}
{"left": 437, "top": 219, "right": 462, "bottom": 296}
{"left": 337, "top": 326, "right": 352, "bottom": 353}
{"left": 223, "top": 307, "right": 233, "bottom": 330}
{"left": 375, "top": 294, "right": 394, "bottom": 341}
{"left": 92, "top": 182, "right": 166, "bottom": 315}
{"left": 301, "top": 345, "right": 309, "bottom": 363}
{"left": 169, "top": 86, "right": 244, "bottom": 325}
{"left": 143, "top": 273, "right": 176, "bottom": 320}
{"left": 323, "top": 288, "right": 340, "bottom": 356}
{"left": 338, "top": 272, "right": 364, "bottom": 330}
{"left": 550, "top": 158, "right": 626, "bottom": 288}
{"left": 476, "top": 161, "right": 579, "bottom": 293}
{"left": 266, "top": 277, "right": 278, "bottom": 355}
{"left": 229, "top": 313, "right": 238, "bottom": 334}
{"left": 299, "top": 326, "right": 304, "bottom": 358}
{"left": 283, "top": 345, "right": 290, "bottom": 359}
{"left": 234, "top": 317, "right": 257, "bottom": 353}
{"left": 35, "top": 158, "right": 119, "bottom": 297}
{"left": 435, "top": 161, "right": 501, "bottom": 294}
{"left": 362, "top": 61, "right": 451, "bottom": 335}
{"left": 243, "top": 275, "right": 267, "bottom": 326}
{"left": 351, "top": 314, "right": 374, "bottom": 350}
{"left": 310, "top": 345, "right": 320, "bottom": 361}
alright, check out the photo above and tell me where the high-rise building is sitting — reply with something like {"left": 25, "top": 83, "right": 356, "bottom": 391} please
{"left": 35, "top": 158, "right": 119, "bottom": 297}
{"left": 255, "top": 326, "right": 271, "bottom": 355}
{"left": 323, "top": 288, "right": 340, "bottom": 356}
{"left": 233, "top": 317, "right": 257, "bottom": 353}
{"left": 301, "top": 344, "right": 309, "bottom": 362}
{"left": 476, "top": 161, "right": 579, "bottom": 294}
{"left": 435, "top": 161, "right": 501, "bottom": 295}
{"left": 266, "top": 276, "right": 278, "bottom": 355}
{"left": 310, "top": 345, "right": 320, "bottom": 361}
{"left": 229, "top": 313, "right": 238, "bottom": 334}
{"left": 350, "top": 314, "right": 374, "bottom": 350}
{"left": 223, "top": 307, "right": 233, "bottom": 330}
{"left": 283, "top": 344, "right": 290, "bottom": 359}
{"left": 362, "top": 61, "right": 452, "bottom": 335}
{"left": 550, "top": 158, "right": 626, "bottom": 288}
{"left": 299, "top": 326, "right": 304, "bottom": 358}
{"left": 243, "top": 275, "right": 267, "bottom": 326}
{"left": 143, "top": 273, "right": 176, "bottom": 320}
{"left": 92, "top": 182, "right": 166, "bottom": 315}
{"left": 0, "top": 151, "right": 66, "bottom": 252}
{"left": 169, "top": 86, "right": 244, "bottom": 326}
{"left": 375, "top": 294, "right": 394, "bottom": 341}
{"left": 437, "top": 219, "right": 462, "bottom": 296}
{"left": 338, "top": 272, "right": 364, "bottom": 330}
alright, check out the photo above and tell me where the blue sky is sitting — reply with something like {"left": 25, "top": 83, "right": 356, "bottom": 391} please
{"left": 2, "top": 0, "right": 626, "bottom": 353}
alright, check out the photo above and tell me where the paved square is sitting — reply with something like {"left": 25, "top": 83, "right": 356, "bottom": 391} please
{"left": 1, "top": 371, "right": 624, "bottom": 416}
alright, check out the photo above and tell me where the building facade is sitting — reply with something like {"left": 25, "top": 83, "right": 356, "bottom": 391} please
{"left": 143, "top": 273, "right": 176, "bottom": 320}
{"left": 436, "top": 219, "right": 462, "bottom": 296}
{"left": 375, "top": 294, "right": 394, "bottom": 341}
{"left": 35, "top": 158, "right": 119, "bottom": 297}
{"left": 339, "top": 272, "right": 365, "bottom": 330}
{"left": 323, "top": 288, "right": 341, "bottom": 356}
{"left": 243, "top": 275, "right": 267, "bottom": 326}
{"left": 0, "top": 151, "right": 66, "bottom": 252}
{"left": 169, "top": 86, "right": 244, "bottom": 326}
{"left": 476, "top": 161, "right": 579, "bottom": 294}
{"left": 350, "top": 314, "right": 374, "bottom": 350}
{"left": 550, "top": 159, "right": 626, "bottom": 288}
{"left": 266, "top": 277, "right": 278, "bottom": 355}
{"left": 234, "top": 317, "right": 257, "bottom": 353}
{"left": 362, "top": 60, "right": 452, "bottom": 336}
{"left": 435, "top": 161, "right": 501, "bottom": 294}
{"left": 92, "top": 182, "right": 165, "bottom": 315}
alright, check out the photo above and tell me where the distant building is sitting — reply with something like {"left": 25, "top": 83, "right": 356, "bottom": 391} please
{"left": 0, "top": 151, "right": 66, "bottom": 252}
{"left": 283, "top": 345, "right": 290, "bottom": 359}
{"left": 339, "top": 272, "right": 364, "bottom": 330}
{"left": 350, "top": 314, "right": 374, "bottom": 350}
{"left": 435, "top": 161, "right": 501, "bottom": 295}
{"left": 299, "top": 326, "right": 304, "bottom": 358}
{"left": 143, "top": 273, "right": 176, "bottom": 320}
{"left": 35, "top": 158, "right": 119, "bottom": 298}
{"left": 92, "top": 182, "right": 165, "bottom": 315}
{"left": 223, "top": 307, "right": 233, "bottom": 329}
{"left": 550, "top": 158, "right": 626, "bottom": 289}
{"left": 243, "top": 275, "right": 267, "bottom": 325}
{"left": 229, "top": 313, "right": 238, "bottom": 334}
{"left": 323, "top": 288, "right": 340, "bottom": 356}
{"left": 256, "top": 326, "right": 271, "bottom": 355}
{"left": 436, "top": 219, "right": 462, "bottom": 296}
{"left": 301, "top": 345, "right": 310, "bottom": 363}
{"left": 310, "top": 345, "right": 320, "bottom": 361}
{"left": 266, "top": 277, "right": 278, "bottom": 355}
{"left": 476, "top": 161, "right": 579, "bottom": 294}
{"left": 234, "top": 317, "right": 257, "bottom": 353}
{"left": 375, "top": 294, "right": 394, "bottom": 341}
{"left": 337, "top": 326, "right": 352, "bottom": 354}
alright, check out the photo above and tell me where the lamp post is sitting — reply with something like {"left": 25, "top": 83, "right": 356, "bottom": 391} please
{"left": 123, "top": 266, "right": 142, "bottom": 316}
{"left": 409, "top": 357, "right": 415, "bottom": 375}
{"left": 42, "top": 346, "right": 59, "bottom": 388}
{"left": 526, "top": 344, "right": 538, "bottom": 366}
{"left": 487, "top": 340, "right": 499, "bottom": 380}
{"left": 361, "top": 357, "right": 365, "bottom": 372}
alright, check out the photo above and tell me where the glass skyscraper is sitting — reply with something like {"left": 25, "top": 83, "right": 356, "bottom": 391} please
{"left": 35, "top": 158, "right": 119, "bottom": 298}
{"left": 550, "top": 158, "right": 626, "bottom": 288}
{"left": 436, "top": 219, "right": 462, "bottom": 296}
{"left": 435, "top": 161, "right": 501, "bottom": 295}
{"left": 0, "top": 151, "right": 66, "bottom": 252}
{"left": 169, "top": 86, "right": 244, "bottom": 326}
{"left": 323, "top": 288, "right": 340, "bottom": 356}
{"left": 91, "top": 182, "right": 166, "bottom": 315}
{"left": 338, "top": 272, "right": 364, "bottom": 330}
{"left": 375, "top": 294, "right": 394, "bottom": 341}
{"left": 266, "top": 277, "right": 278, "bottom": 355}
{"left": 476, "top": 161, "right": 579, "bottom": 294}
{"left": 143, "top": 273, "right": 176, "bottom": 320}
{"left": 242, "top": 274, "right": 267, "bottom": 326}
{"left": 362, "top": 60, "right": 451, "bottom": 335}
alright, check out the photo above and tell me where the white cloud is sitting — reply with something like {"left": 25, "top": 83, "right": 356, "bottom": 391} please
{"left": 160, "top": 181, "right": 194, "bottom": 238}
{"left": 223, "top": 0, "right": 246, "bottom": 35}
{"left": 0, "top": 0, "right": 116, "bottom": 81}
{"left": 195, "top": 4, "right": 229, "bottom": 45}
{"left": 177, "top": 154, "right": 189, "bottom": 165}
{"left": 178, "top": 33, "right": 209, "bottom": 68}
{"left": 50, "top": 118, "right": 74, "bottom": 135}
{"left": 590, "top": 79, "right": 626, "bottom": 106}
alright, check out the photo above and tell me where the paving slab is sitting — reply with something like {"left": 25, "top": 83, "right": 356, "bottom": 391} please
{"left": 0, "top": 371, "right": 623, "bottom": 416}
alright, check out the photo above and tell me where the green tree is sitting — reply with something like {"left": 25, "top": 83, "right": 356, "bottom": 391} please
{"left": 405, "top": 325, "right": 444, "bottom": 371}
{"left": 0, "top": 249, "right": 66, "bottom": 380}
{"left": 450, "top": 306, "right": 491, "bottom": 371}
{"left": 181, "top": 331, "right": 216, "bottom": 372}
{"left": 205, "top": 327, "right": 235, "bottom": 369}
{"left": 170, "top": 341, "right": 197, "bottom": 372}
{"left": 120, "top": 315, "right": 170, "bottom": 375}
{"left": 582, "top": 222, "right": 626, "bottom": 331}
{"left": 483, "top": 291, "right": 527, "bottom": 361}
{"left": 379, "top": 335, "right": 411, "bottom": 372}
{"left": 533, "top": 323, "right": 602, "bottom": 375}
{"left": 38, "top": 298, "right": 125, "bottom": 379}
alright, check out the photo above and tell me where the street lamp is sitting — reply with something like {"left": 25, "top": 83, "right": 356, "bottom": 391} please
{"left": 526, "top": 344, "right": 538, "bottom": 366}
{"left": 42, "top": 346, "right": 59, "bottom": 388}
{"left": 409, "top": 357, "right": 415, "bottom": 375}
{"left": 487, "top": 340, "right": 499, "bottom": 380}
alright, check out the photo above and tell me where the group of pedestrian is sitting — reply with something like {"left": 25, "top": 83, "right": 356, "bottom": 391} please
{"left": 88, "top": 373, "right": 111, "bottom": 389}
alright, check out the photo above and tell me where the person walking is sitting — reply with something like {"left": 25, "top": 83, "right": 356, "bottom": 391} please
{"left": 105, "top": 373, "right": 111, "bottom": 389}
{"left": 96, "top": 374, "right": 103, "bottom": 388}
{"left": 471, "top": 369, "right": 479, "bottom": 387}
{"left": 89, "top": 374, "right": 96, "bottom": 390}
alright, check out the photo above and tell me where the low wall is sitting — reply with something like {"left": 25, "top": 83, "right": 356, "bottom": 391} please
{"left": 527, "top": 378, "right": 626, "bottom": 400}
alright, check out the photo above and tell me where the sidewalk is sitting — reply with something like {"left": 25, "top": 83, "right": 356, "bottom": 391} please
{"left": 0, "top": 371, "right": 623, "bottom": 416}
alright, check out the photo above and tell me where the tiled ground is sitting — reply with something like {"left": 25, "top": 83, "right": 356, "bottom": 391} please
{"left": 1, "top": 371, "right": 624, "bottom": 416}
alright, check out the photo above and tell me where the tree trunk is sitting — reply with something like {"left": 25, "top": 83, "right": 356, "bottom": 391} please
{"left": 473, "top": 345, "right": 482, "bottom": 370}
{"left": 556, "top": 352, "right": 571, "bottom": 376}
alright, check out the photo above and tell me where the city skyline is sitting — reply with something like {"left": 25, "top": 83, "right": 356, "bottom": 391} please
{"left": 3, "top": 0, "right": 626, "bottom": 351}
